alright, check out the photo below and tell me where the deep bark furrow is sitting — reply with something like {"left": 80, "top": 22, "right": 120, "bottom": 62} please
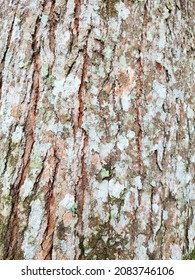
{"left": 0, "top": 12, "right": 16, "bottom": 99}
{"left": 75, "top": 27, "right": 92, "bottom": 259}
{"left": 48, "top": 0, "right": 57, "bottom": 75}
{"left": 40, "top": 149, "right": 60, "bottom": 260}
{"left": 3, "top": 3, "right": 45, "bottom": 258}
{"left": 73, "top": 0, "right": 81, "bottom": 38}
{"left": 136, "top": 1, "right": 148, "bottom": 179}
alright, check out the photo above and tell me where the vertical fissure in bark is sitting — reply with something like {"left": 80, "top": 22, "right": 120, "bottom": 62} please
{"left": 136, "top": 1, "right": 148, "bottom": 180}
{"left": 21, "top": 152, "right": 48, "bottom": 239}
{"left": 130, "top": 191, "right": 140, "bottom": 259}
{"left": 3, "top": 6, "right": 44, "bottom": 258}
{"left": 184, "top": 206, "right": 190, "bottom": 253}
{"left": 48, "top": 0, "right": 57, "bottom": 75}
{"left": 75, "top": 27, "right": 92, "bottom": 259}
{"left": 185, "top": 203, "right": 194, "bottom": 254}
{"left": 0, "top": 13, "right": 16, "bottom": 99}
{"left": 132, "top": 1, "right": 149, "bottom": 258}
{"left": 74, "top": 0, "right": 81, "bottom": 37}
{"left": 147, "top": 186, "right": 154, "bottom": 245}
{"left": 68, "top": 0, "right": 81, "bottom": 53}
{"left": 2, "top": 127, "right": 14, "bottom": 175}
{"left": 155, "top": 205, "right": 164, "bottom": 259}
{"left": 40, "top": 148, "right": 60, "bottom": 260}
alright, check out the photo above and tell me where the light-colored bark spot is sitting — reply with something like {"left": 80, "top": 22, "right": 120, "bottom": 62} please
{"left": 60, "top": 194, "right": 75, "bottom": 210}
{"left": 109, "top": 179, "right": 125, "bottom": 198}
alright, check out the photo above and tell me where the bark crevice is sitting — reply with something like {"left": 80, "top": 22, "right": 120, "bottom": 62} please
{"left": 75, "top": 27, "right": 92, "bottom": 260}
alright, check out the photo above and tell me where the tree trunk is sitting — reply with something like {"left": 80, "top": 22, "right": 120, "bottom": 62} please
{"left": 0, "top": 0, "right": 194, "bottom": 260}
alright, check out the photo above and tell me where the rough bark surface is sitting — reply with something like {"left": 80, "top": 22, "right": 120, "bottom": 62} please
{"left": 0, "top": 0, "right": 194, "bottom": 260}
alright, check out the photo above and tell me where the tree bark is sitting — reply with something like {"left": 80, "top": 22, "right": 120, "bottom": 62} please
{"left": 0, "top": 0, "right": 194, "bottom": 260}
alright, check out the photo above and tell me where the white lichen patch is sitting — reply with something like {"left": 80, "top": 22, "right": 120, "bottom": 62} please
{"left": 63, "top": 74, "right": 81, "bottom": 98}
{"left": 135, "top": 235, "right": 149, "bottom": 260}
{"left": 103, "top": 45, "right": 113, "bottom": 60}
{"left": 108, "top": 179, "right": 125, "bottom": 198}
{"left": 127, "top": 130, "right": 135, "bottom": 139}
{"left": 188, "top": 220, "right": 195, "bottom": 251}
{"left": 60, "top": 238, "right": 75, "bottom": 259}
{"left": 115, "top": 2, "right": 130, "bottom": 20}
{"left": 111, "top": 214, "right": 128, "bottom": 235}
{"left": 93, "top": 180, "right": 109, "bottom": 202}
{"left": 41, "top": 64, "right": 48, "bottom": 78}
{"left": 41, "top": 13, "right": 48, "bottom": 28}
{"left": 191, "top": 155, "right": 195, "bottom": 163}
{"left": 115, "top": 162, "right": 129, "bottom": 179}
{"left": 108, "top": 18, "right": 121, "bottom": 42}
{"left": 46, "top": 118, "right": 64, "bottom": 134}
{"left": 22, "top": 199, "right": 44, "bottom": 259}
{"left": 60, "top": 194, "right": 75, "bottom": 210}
{"left": 147, "top": 24, "right": 156, "bottom": 42}
{"left": 11, "top": 125, "right": 23, "bottom": 143}
{"left": 123, "top": 189, "right": 139, "bottom": 211}
{"left": 92, "top": 180, "right": 109, "bottom": 221}
{"left": 158, "top": 22, "right": 166, "bottom": 50}
{"left": 170, "top": 244, "right": 182, "bottom": 260}
{"left": 121, "top": 94, "right": 131, "bottom": 111}
{"left": 119, "top": 55, "right": 127, "bottom": 67}
{"left": 20, "top": 177, "right": 35, "bottom": 200}
{"left": 134, "top": 176, "right": 142, "bottom": 190}
{"left": 187, "top": 105, "right": 194, "bottom": 119}
{"left": 150, "top": 180, "right": 156, "bottom": 187}
{"left": 117, "top": 135, "right": 129, "bottom": 151}
{"left": 152, "top": 204, "right": 159, "bottom": 213}
{"left": 148, "top": 241, "right": 155, "bottom": 254}
{"left": 99, "top": 142, "right": 114, "bottom": 159}
{"left": 152, "top": 80, "right": 166, "bottom": 106}
{"left": 163, "top": 210, "right": 168, "bottom": 220}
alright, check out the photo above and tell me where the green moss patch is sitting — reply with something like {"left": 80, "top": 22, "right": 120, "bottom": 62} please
{"left": 183, "top": 248, "right": 195, "bottom": 260}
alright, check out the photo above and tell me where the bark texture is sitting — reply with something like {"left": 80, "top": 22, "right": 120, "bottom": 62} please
{"left": 0, "top": 0, "right": 194, "bottom": 260}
